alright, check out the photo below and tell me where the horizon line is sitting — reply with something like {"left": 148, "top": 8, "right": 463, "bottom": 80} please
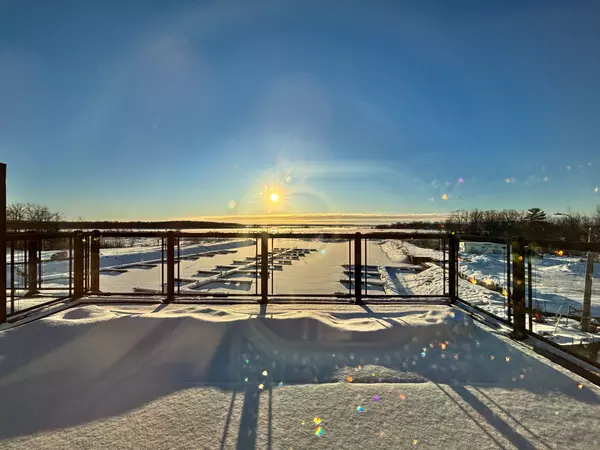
{"left": 175, "top": 212, "right": 449, "bottom": 225}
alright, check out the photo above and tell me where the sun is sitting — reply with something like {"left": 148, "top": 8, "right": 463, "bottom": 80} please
{"left": 269, "top": 192, "right": 279, "bottom": 202}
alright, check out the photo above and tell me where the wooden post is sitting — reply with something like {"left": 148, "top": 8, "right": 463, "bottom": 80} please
{"left": 0, "top": 162, "right": 6, "bottom": 322}
{"left": 448, "top": 233, "right": 458, "bottom": 303}
{"left": 90, "top": 230, "right": 101, "bottom": 293}
{"left": 354, "top": 233, "right": 363, "bottom": 304}
{"left": 442, "top": 236, "right": 447, "bottom": 297}
{"left": 165, "top": 231, "right": 175, "bottom": 302}
{"left": 581, "top": 250, "right": 593, "bottom": 332}
{"left": 260, "top": 233, "right": 269, "bottom": 304}
{"left": 26, "top": 239, "right": 39, "bottom": 295}
{"left": 512, "top": 237, "right": 526, "bottom": 339}
{"left": 73, "top": 233, "right": 84, "bottom": 298}
{"left": 506, "top": 242, "right": 512, "bottom": 322}
{"left": 527, "top": 246, "right": 533, "bottom": 332}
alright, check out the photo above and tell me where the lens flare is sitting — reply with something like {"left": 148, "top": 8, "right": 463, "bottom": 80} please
{"left": 269, "top": 192, "right": 279, "bottom": 202}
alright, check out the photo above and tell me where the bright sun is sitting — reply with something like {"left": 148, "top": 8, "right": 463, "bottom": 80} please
{"left": 269, "top": 192, "right": 279, "bottom": 202}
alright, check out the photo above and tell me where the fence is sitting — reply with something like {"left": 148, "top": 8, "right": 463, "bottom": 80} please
{"left": 456, "top": 234, "right": 600, "bottom": 368}
{"left": 3, "top": 228, "right": 600, "bottom": 366}
{"left": 2, "top": 230, "right": 450, "bottom": 316}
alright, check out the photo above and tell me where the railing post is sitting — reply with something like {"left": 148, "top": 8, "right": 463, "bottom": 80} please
{"left": 581, "top": 250, "right": 594, "bottom": 332}
{"left": 506, "top": 241, "right": 512, "bottom": 322}
{"left": 527, "top": 246, "right": 533, "bottom": 332}
{"left": 0, "top": 162, "right": 6, "bottom": 323}
{"left": 512, "top": 237, "right": 526, "bottom": 339}
{"left": 260, "top": 233, "right": 269, "bottom": 304}
{"left": 73, "top": 232, "right": 85, "bottom": 299}
{"left": 90, "top": 230, "right": 101, "bottom": 293}
{"left": 27, "top": 239, "right": 39, "bottom": 296}
{"left": 354, "top": 232, "right": 363, "bottom": 304}
{"left": 165, "top": 231, "right": 175, "bottom": 303}
{"left": 448, "top": 233, "right": 458, "bottom": 303}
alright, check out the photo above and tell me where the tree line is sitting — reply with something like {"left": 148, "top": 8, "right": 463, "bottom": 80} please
{"left": 7, "top": 203, "right": 64, "bottom": 226}
{"left": 377, "top": 206, "right": 600, "bottom": 242}
{"left": 5, "top": 202, "right": 245, "bottom": 250}
{"left": 6, "top": 202, "right": 244, "bottom": 231}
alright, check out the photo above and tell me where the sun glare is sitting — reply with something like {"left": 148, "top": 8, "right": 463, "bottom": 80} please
{"left": 269, "top": 192, "right": 279, "bottom": 202}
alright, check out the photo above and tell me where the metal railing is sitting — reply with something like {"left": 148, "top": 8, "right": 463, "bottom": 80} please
{"left": 456, "top": 234, "right": 600, "bottom": 368}
{"left": 2, "top": 230, "right": 450, "bottom": 318}
{"left": 2, "top": 226, "right": 600, "bottom": 368}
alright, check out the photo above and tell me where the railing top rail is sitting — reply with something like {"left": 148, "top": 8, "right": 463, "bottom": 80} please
{"left": 6, "top": 230, "right": 447, "bottom": 240}
{"left": 6, "top": 231, "right": 81, "bottom": 240}
{"left": 6, "top": 230, "right": 600, "bottom": 251}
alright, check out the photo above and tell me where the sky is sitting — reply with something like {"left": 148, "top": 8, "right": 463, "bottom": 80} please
{"left": 1, "top": 0, "right": 599, "bottom": 221}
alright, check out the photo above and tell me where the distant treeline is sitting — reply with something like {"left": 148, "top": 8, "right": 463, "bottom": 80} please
{"left": 7, "top": 220, "right": 245, "bottom": 231}
{"left": 375, "top": 221, "right": 443, "bottom": 231}
{"left": 6, "top": 202, "right": 245, "bottom": 231}
{"left": 377, "top": 207, "right": 600, "bottom": 242}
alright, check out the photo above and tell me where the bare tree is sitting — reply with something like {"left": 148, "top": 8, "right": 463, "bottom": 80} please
{"left": 6, "top": 203, "right": 28, "bottom": 221}
{"left": 23, "top": 203, "right": 63, "bottom": 222}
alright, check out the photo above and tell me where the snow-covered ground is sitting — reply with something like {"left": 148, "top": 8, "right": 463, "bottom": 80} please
{"left": 0, "top": 303, "right": 598, "bottom": 449}
{"left": 458, "top": 252, "right": 600, "bottom": 317}
{"left": 381, "top": 239, "right": 600, "bottom": 316}
{"left": 380, "top": 242, "right": 600, "bottom": 346}
{"left": 381, "top": 240, "right": 444, "bottom": 261}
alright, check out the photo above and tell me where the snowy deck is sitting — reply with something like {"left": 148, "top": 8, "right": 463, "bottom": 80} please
{"left": 0, "top": 303, "right": 599, "bottom": 449}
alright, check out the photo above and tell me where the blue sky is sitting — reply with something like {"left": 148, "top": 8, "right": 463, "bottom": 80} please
{"left": 1, "top": 0, "right": 599, "bottom": 220}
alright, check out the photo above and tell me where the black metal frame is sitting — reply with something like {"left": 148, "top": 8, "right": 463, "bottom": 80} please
{"left": 3, "top": 225, "right": 599, "bottom": 369}
{"left": 456, "top": 234, "right": 600, "bottom": 351}
{"left": 2, "top": 230, "right": 450, "bottom": 318}
{"left": 0, "top": 162, "right": 5, "bottom": 323}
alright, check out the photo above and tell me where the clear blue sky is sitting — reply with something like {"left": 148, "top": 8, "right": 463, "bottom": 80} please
{"left": 1, "top": 0, "right": 599, "bottom": 220}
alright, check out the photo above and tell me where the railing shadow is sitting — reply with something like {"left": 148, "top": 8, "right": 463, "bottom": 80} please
{"left": 0, "top": 307, "right": 598, "bottom": 441}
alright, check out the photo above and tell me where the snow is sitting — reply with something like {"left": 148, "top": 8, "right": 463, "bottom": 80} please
{"left": 458, "top": 252, "right": 600, "bottom": 317}
{"left": 381, "top": 240, "right": 444, "bottom": 261}
{"left": 0, "top": 303, "right": 599, "bottom": 449}
{"left": 379, "top": 243, "right": 600, "bottom": 346}
{"left": 380, "top": 240, "right": 599, "bottom": 319}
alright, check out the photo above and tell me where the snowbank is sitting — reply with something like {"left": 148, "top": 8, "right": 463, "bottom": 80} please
{"left": 400, "top": 263, "right": 507, "bottom": 315}
{"left": 381, "top": 240, "right": 444, "bottom": 262}
{"left": 0, "top": 303, "right": 598, "bottom": 449}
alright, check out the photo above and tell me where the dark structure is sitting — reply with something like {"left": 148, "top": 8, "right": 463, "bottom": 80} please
{"left": 0, "top": 162, "right": 5, "bottom": 323}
